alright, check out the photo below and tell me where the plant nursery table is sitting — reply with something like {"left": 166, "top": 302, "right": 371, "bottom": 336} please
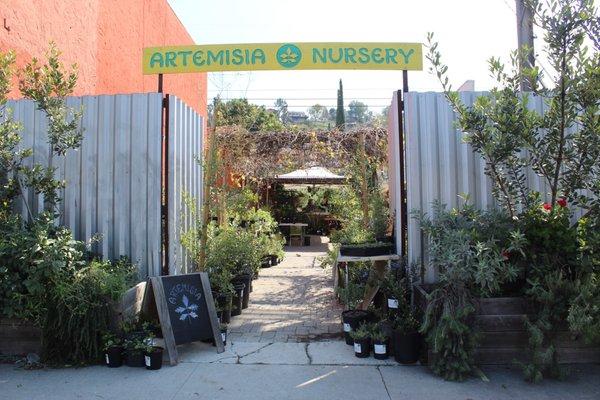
{"left": 278, "top": 222, "right": 308, "bottom": 246}
{"left": 334, "top": 252, "right": 400, "bottom": 310}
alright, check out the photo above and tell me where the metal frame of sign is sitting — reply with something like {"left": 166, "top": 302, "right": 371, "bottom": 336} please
{"left": 145, "top": 273, "right": 224, "bottom": 366}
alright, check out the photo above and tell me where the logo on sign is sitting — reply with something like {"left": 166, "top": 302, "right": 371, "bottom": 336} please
{"left": 276, "top": 44, "right": 302, "bottom": 68}
{"left": 174, "top": 294, "right": 199, "bottom": 321}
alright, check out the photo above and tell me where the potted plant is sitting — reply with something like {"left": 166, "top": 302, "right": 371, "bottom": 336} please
{"left": 370, "top": 325, "right": 389, "bottom": 360}
{"left": 334, "top": 221, "right": 394, "bottom": 257}
{"left": 338, "top": 282, "right": 370, "bottom": 345}
{"left": 123, "top": 335, "right": 148, "bottom": 368}
{"left": 339, "top": 241, "right": 395, "bottom": 257}
{"left": 391, "top": 312, "right": 421, "bottom": 364}
{"left": 143, "top": 335, "right": 163, "bottom": 370}
{"left": 381, "top": 273, "right": 409, "bottom": 315}
{"left": 231, "top": 281, "right": 245, "bottom": 317}
{"left": 102, "top": 332, "right": 123, "bottom": 368}
{"left": 350, "top": 323, "right": 372, "bottom": 358}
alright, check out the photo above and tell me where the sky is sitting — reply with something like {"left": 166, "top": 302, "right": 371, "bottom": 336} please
{"left": 167, "top": 0, "right": 519, "bottom": 113}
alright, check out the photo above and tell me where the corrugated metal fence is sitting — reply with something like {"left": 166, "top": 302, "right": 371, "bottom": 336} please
{"left": 394, "top": 91, "right": 553, "bottom": 283}
{"left": 10, "top": 93, "right": 203, "bottom": 277}
{"left": 167, "top": 95, "right": 203, "bottom": 275}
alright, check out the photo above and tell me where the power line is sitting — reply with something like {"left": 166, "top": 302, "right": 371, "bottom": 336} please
{"left": 207, "top": 88, "right": 400, "bottom": 92}
{"left": 212, "top": 97, "right": 393, "bottom": 101}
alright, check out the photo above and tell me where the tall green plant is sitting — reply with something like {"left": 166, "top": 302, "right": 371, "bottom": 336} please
{"left": 335, "top": 79, "right": 345, "bottom": 129}
{"left": 417, "top": 202, "right": 525, "bottom": 381}
{"left": 426, "top": 0, "right": 599, "bottom": 382}
{"left": 427, "top": 0, "right": 599, "bottom": 216}
{"left": 0, "top": 45, "right": 137, "bottom": 365}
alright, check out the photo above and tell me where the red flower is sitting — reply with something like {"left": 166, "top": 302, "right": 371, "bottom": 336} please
{"left": 542, "top": 203, "right": 552, "bottom": 212}
{"left": 557, "top": 198, "right": 567, "bottom": 207}
{"left": 501, "top": 250, "right": 510, "bottom": 261}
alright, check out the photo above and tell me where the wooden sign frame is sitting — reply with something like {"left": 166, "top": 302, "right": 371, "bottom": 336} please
{"left": 145, "top": 272, "right": 224, "bottom": 365}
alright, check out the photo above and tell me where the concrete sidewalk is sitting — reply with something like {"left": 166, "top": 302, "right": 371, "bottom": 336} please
{"left": 1, "top": 341, "right": 599, "bottom": 400}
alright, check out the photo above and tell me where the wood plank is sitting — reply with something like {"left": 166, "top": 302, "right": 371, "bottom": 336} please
{"left": 359, "top": 260, "right": 387, "bottom": 310}
{"left": 474, "top": 347, "right": 600, "bottom": 365}
{"left": 150, "top": 277, "right": 179, "bottom": 365}
{"left": 200, "top": 272, "right": 225, "bottom": 353}
{"left": 337, "top": 253, "right": 400, "bottom": 262}
{"left": 476, "top": 297, "right": 530, "bottom": 315}
{"left": 475, "top": 315, "right": 527, "bottom": 332}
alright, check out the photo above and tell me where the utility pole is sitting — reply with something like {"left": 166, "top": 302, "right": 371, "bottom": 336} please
{"left": 516, "top": 0, "right": 535, "bottom": 91}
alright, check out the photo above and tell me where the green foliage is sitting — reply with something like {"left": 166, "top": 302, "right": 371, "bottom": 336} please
{"left": 205, "top": 225, "right": 260, "bottom": 293}
{"left": 101, "top": 331, "right": 122, "bottom": 351}
{"left": 518, "top": 202, "right": 589, "bottom": 381}
{"left": 347, "top": 101, "right": 373, "bottom": 124}
{"left": 568, "top": 272, "right": 600, "bottom": 344}
{"left": 427, "top": 0, "right": 599, "bottom": 215}
{"left": 390, "top": 311, "right": 420, "bottom": 335}
{"left": 213, "top": 98, "right": 284, "bottom": 132}
{"left": 336, "top": 79, "right": 345, "bottom": 129}
{"left": 370, "top": 323, "right": 388, "bottom": 342}
{"left": 0, "top": 215, "right": 87, "bottom": 320}
{"left": 349, "top": 322, "right": 371, "bottom": 340}
{"left": 417, "top": 202, "right": 524, "bottom": 381}
{"left": 416, "top": 201, "right": 524, "bottom": 297}
{"left": 19, "top": 42, "right": 82, "bottom": 156}
{"left": 0, "top": 45, "right": 137, "bottom": 366}
{"left": 425, "top": 0, "right": 599, "bottom": 381}
{"left": 330, "top": 219, "right": 375, "bottom": 245}
{"left": 335, "top": 282, "right": 366, "bottom": 310}
{"left": 43, "top": 257, "right": 138, "bottom": 364}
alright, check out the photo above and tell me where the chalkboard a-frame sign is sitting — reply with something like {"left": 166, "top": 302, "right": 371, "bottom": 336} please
{"left": 145, "top": 272, "right": 224, "bottom": 365}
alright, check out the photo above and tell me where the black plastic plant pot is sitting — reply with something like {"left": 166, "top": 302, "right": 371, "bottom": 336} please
{"left": 221, "top": 327, "right": 228, "bottom": 346}
{"left": 234, "top": 274, "right": 252, "bottom": 309}
{"left": 105, "top": 346, "right": 123, "bottom": 368}
{"left": 125, "top": 350, "right": 146, "bottom": 367}
{"left": 231, "top": 283, "right": 245, "bottom": 316}
{"left": 145, "top": 347, "right": 163, "bottom": 370}
{"left": 393, "top": 330, "right": 422, "bottom": 364}
{"left": 217, "top": 295, "right": 232, "bottom": 324}
{"left": 339, "top": 243, "right": 395, "bottom": 257}
{"left": 373, "top": 339, "right": 389, "bottom": 360}
{"left": 353, "top": 337, "right": 371, "bottom": 358}
{"left": 341, "top": 309, "right": 369, "bottom": 345}
{"left": 269, "top": 255, "right": 279, "bottom": 266}
{"left": 261, "top": 258, "right": 272, "bottom": 268}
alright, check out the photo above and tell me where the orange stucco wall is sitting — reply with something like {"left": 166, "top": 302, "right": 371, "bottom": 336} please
{"left": 1, "top": 0, "right": 206, "bottom": 116}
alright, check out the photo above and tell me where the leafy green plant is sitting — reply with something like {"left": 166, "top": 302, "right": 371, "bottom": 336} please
{"left": 330, "top": 219, "right": 375, "bottom": 245}
{"left": 42, "top": 257, "right": 138, "bottom": 364}
{"left": 370, "top": 324, "right": 388, "bottom": 342}
{"left": 101, "top": 332, "right": 122, "bottom": 351}
{"left": 0, "top": 45, "right": 138, "bottom": 366}
{"left": 335, "top": 282, "right": 365, "bottom": 310}
{"left": 390, "top": 312, "right": 420, "bottom": 335}
{"left": 416, "top": 201, "right": 525, "bottom": 381}
{"left": 349, "top": 322, "right": 372, "bottom": 340}
{"left": 568, "top": 272, "right": 600, "bottom": 344}
{"left": 426, "top": 0, "right": 599, "bottom": 382}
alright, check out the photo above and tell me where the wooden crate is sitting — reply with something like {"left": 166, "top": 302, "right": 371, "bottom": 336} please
{"left": 0, "top": 318, "right": 41, "bottom": 356}
{"left": 414, "top": 284, "right": 600, "bottom": 365}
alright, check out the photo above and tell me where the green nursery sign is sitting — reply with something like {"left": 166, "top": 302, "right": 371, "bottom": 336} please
{"left": 143, "top": 42, "right": 423, "bottom": 74}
